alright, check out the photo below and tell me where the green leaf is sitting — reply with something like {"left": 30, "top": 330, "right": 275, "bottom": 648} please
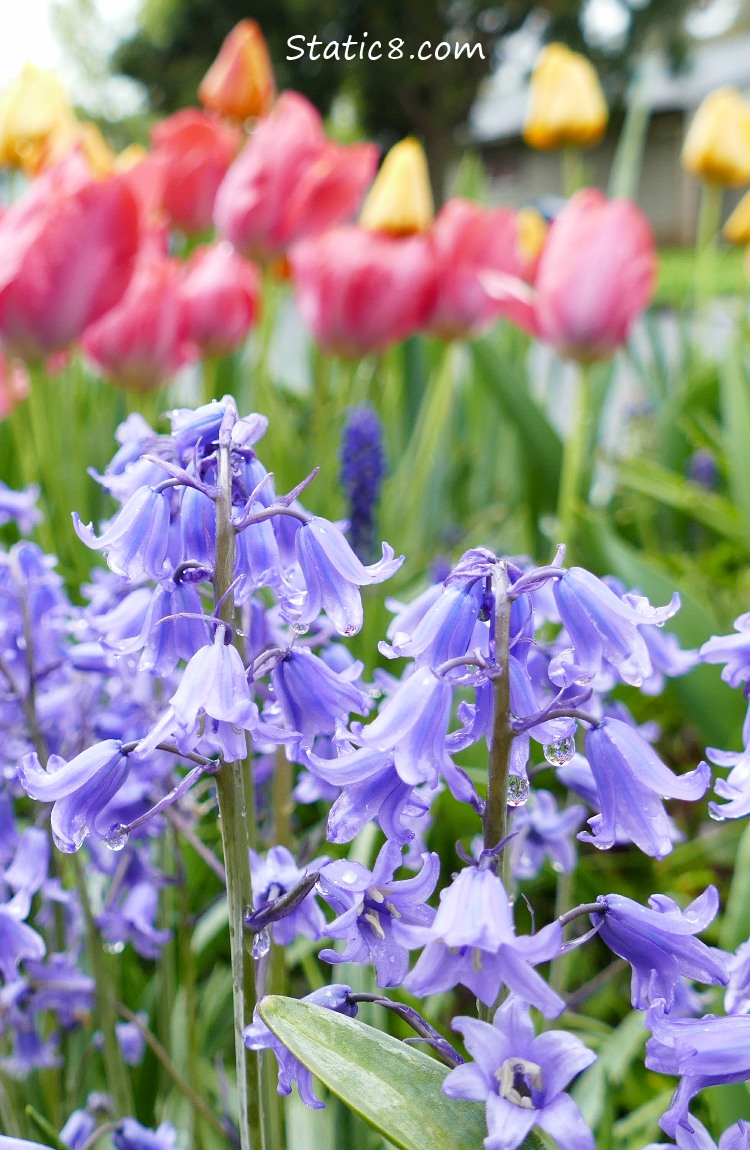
{"left": 615, "top": 458, "right": 745, "bottom": 544}
{"left": 720, "top": 820, "right": 750, "bottom": 950}
{"left": 720, "top": 340, "right": 750, "bottom": 544}
{"left": 258, "top": 996, "right": 546, "bottom": 1150}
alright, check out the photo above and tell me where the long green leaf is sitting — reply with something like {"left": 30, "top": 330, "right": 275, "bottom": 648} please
{"left": 616, "top": 459, "right": 745, "bottom": 544}
{"left": 720, "top": 339, "right": 750, "bottom": 543}
{"left": 258, "top": 996, "right": 546, "bottom": 1150}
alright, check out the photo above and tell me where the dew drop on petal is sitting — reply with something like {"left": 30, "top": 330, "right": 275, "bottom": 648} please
{"left": 103, "top": 940, "right": 125, "bottom": 955}
{"left": 710, "top": 809, "right": 726, "bottom": 823}
{"left": 291, "top": 623, "right": 308, "bottom": 635}
{"left": 507, "top": 774, "right": 530, "bottom": 807}
{"left": 106, "top": 824, "right": 130, "bottom": 852}
{"left": 344, "top": 625, "right": 357, "bottom": 636}
{"left": 252, "top": 928, "right": 271, "bottom": 959}
{"left": 543, "top": 737, "right": 575, "bottom": 766}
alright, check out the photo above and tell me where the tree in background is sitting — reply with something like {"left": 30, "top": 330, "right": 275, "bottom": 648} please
{"left": 110, "top": 0, "right": 691, "bottom": 199}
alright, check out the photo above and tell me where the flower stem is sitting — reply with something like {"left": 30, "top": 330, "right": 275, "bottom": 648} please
{"left": 214, "top": 422, "right": 263, "bottom": 1150}
{"left": 694, "top": 182, "right": 724, "bottom": 307}
{"left": 557, "top": 363, "right": 593, "bottom": 559}
{"left": 483, "top": 562, "right": 512, "bottom": 871}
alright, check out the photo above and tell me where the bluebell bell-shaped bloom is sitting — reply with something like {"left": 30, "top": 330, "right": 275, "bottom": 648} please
{"left": 116, "top": 1017, "right": 148, "bottom": 1066}
{"left": 725, "top": 938, "right": 750, "bottom": 1015}
{"left": 244, "top": 984, "right": 357, "bottom": 1108}
{"left": 73, "top": 487, "right": 173, "bottom": 583}
{"left": 509, "top": 791, "right": 586, "bottom": 880}
{"left": 380, "top": 579, "right": 486, "bottom": 668}
{"left": 271, "top": 647, "right": 371, "bottom": 751}
{"left": 112, "top": 1119, "right": 181, "bottom": 1150}
{"left": 700, "top": 614, "right": 750, "bottom": 689}
{"left": 646, "top": 1003, "right": 750, "bottom": 1137}
{"left": 98, "top": 882, "right": 171, "bottom": 960}
{"left": 179, "top": 485, "right": 216, "bottom": 567}
{"left": 592, "top": 887, "right": 728, "bottom": 1010}
{"left": 59, "top": 1108, "right": 97, "bottom": 1150}
{"left": 291, "top": 516, "right": 403, "bottom": 635}
{"left": 442, "top": 996, "right": 596, "bottom": 1150}
{"left": 552, "top": 567, "right": 680, "bottom": 688}
{"left": 249, "top": 845, "right": 328, "bottom": 945}
{"left": 705, "top": 746, "right": 750, "bottom": 820}
{"left": 0, "top": 1015, "right": 60, "bottom": 1078}
{"left": 318, "top": 840, "right": 438, "bottom": 987}
{"left": 355, "top": 666, "right": 478, "bottom": 806}
{"left": 3, "top": 828, "right": 49, "bottom": 918}
{"left": 0, "top": 905, "right": 45, "bottom": 980}
{"left": 643, "top": 1114, "right": 750, "bottom": 1150}
{"left": 582, "top": 717, "right": 710, "bottom": 859}
{"left": 403, "top": 865, "right": 565, "bottom": 1018}
{"left": 96, "top": 580, "right": 210, "bottom": 678}
{"left": 0, "top": 1136, "right": 69, "bottom": 1150}
{"left": 0, "top": 482, "right": 41, "bottom": 533}
{"left": 24, "top": 954, "right": 94, "bottom": 1025}
{"left": 18, "top": 741, "right": 130, "bottom": 853}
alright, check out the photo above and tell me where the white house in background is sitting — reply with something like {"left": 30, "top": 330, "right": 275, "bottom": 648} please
{"left": 467, "top": 32, "right": 750, "bottom": 244}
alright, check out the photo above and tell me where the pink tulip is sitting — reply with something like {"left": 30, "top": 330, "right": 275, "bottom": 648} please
{"left": 485, "top": 189, "right": 657, "bottom": 361}
{"left": 0, "top": 353, "right": 29, "bottom": 419}
{"left": 151, "top": 109, "right": 241, "bottom": 234}
{"left": 427, "top": 198, "right": 542, "bottom": 340}
{"left": 289, "top": 225, "right": 436, "bottom": 357}
{"left": 214, "top": 92, "right": 378, "bottom": 260}
{"left": 0, "top": 153, "right": 139, "bottom": 360}
{"left": 181, "top": 242, "right": 260, "bottom": 355}
{"left": 82, "top": 234, "right": 197, "bottom": 392}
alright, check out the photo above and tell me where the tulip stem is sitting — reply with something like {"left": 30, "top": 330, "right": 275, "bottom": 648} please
{"left": 557, "top": 364, "right": 593, "bottom": 560}
{"left": 214, "top": 413, "right": 265, "bottom": 1150}
{"left": 694, "top": 183, "right": 724, "bottom": 307}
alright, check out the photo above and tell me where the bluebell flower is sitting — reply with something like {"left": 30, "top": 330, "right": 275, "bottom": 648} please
{"left": 592, "top": 886, "right": 728, "bottom": 1010}
{"left": 243, "top": 984, "right": 357, "bottom": 1109}
{"left": 59, "top": 1107, "right": 97, "bottom": 1149}
{"left": 3, "top": 827, "right": 50, "bottom": 918}
{"left": 552, "top": 566, "right": 680, "bottom": 688}
{"left": 725, "top": 938, "right": 750, "bottom": 1015}
{"left": 73, "top": 487, "right": 173, "bottom": 583}
{"left": 706, "top": 746, "right": 750, "bottom": 820}
{"left": 18, "top": 741, "right": 130, "bottom": 853}
{"left": 112, "top": 1119, "right": 182, "bottom": 1150}
{"left": 0, "top": 481, "right": 41, "bottom": 533}
{"left": 291, "top": 517, "right": 403, "bottom": 635}
{"left": 249, "top": 845, "right": 328, "bottom": 945}
{"left": 116, "top": 1017, "right": 148, "bottom": 1066}
{"left": 339, "top": 405, "right": 386, "bottom": 563}
{"left": 318, "top": 840, "right": 439, "bottom": 987}
{"left": 380, "top": 579, "right": 485, "bottom": 668}
{"left": 403, "top": 865, "right": 565, "bottom": 1018}
{"left": 179, "top": 485, "right": 216, "bottom": 567}
{"left": 23, "top": 954, "right": 94, "bottom": 1026}
{"left": 442, "top": 996, "right": 596, "bottom": 1150}
{"left": 304, "top": 742, "right": 421, "bottom": 845}
{"left": 0, "top": 905, "right": 45, "bottom": 981}
{"left": 98, "top": 882, "right": 171, "bottom": 960}
{"left": 509, "top": 791, "right": 586, "bottom": 880}
{"left": 643, "top": 1113, "right": 749, "bottom": 1150}
{"left": 700, "top": 614, "right": 750, "bottom": 689}
{"left": 582, "top": 717, "right": 710, "bottom": 859}
{"left": 271, "top": 647, "right": 371, "bottom": 752}
{"left": 646, "top": 1003, "right": 750, "bottom": 1137}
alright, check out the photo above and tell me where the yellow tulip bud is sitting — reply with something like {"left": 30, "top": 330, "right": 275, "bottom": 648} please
{"left": 0, "top": 65, "right": 75, "bottom": 171}
{"left": 199, "top": 20, "right": 276, "bottom": 121}
{"left": 113, "top": 143, "right": 149, "bottom": 173}
{"left": 360, "top": 138, "right": 434, "bottom": 236}
{"left": 682, "top": 88, "right": 750, "bottom": 188}
{"left": 39, "top": 121, "right": 115, "bottom": 177}
{"left": 523, "top": 44, "right": 608, "bottom": 151}
{"left": 516, "top": 207, "right": 548, "bottom": 263}
{"left": 723, "top": 190, "right": 750, "bottom": 245}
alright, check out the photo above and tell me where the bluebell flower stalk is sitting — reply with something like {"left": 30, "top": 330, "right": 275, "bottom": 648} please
{"left": 339, "top": 405, "right": 386, "bottom": 563}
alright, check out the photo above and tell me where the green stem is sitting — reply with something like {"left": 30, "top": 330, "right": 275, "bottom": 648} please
{"left": 557, "top": 365, "right": 593, "bottom": 559}
{"left": 177, "top": 832, "right": 204, "bottom": 1150}
{"left": 214, "top": 425, "right": 263, "bottom": 1150}
{"left": 562, "top": 147, "right": 584, "bottom": 198}
{"left": 694, "top": 183, "right": 724, "bottom": 307}
{"left": 608, "top": 53, "right": 653, "bottom": 201}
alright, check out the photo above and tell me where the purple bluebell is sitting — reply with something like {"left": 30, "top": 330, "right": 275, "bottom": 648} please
{"left": 705, "top": 746, "right": 750, "bottom": 820}
{"left": 0, "top": 482, "right": 41, "bottom": 533}
{"left": 291, "top": 517, "right": 403, "bottom": 635}
{"left": 551, "top": 566, "right": 680, "bottom": 688}
{"left": 0, "top": 1138, "right": 67, "bottom": 1150}
{"left": 0, "top": 906, "right": 45, "bottom": 980}
{"left": 403, "top": 865, "right": 565, "bottom": 1018}
{"left": 73, "top": 487, "right": 172, "bottom": 583}
{"left": 442, "top": 996, "right": 596, "bottom": 1150}
{"left": 592, "top": 886, "right": 728, "bottom": 1010}
{"left": 688, "top": 448, "right": 719, "bottom": 490}
{"left": 582, "top": 717, "right": 710, "bottom": 859}
{"left": 98, "top": 882, "right": 171, "bottom": 959}
{"left": 271, "top": 646, "right": 371, "bottom": 753}
{"left": 339, "top": 405, "right": 386, "bottom": 563}
{"left": 509, "top": 791, "right": 586, "bottom": 880}
{"left": 317, "top": 840, "right": 438, "bottom": 987}
{"left": 646, "top": 1003, "right": 750, "bottom": 1137}
{"left": 243, "top": 984, "right": 357, "bottom": 1109}
{"left": 380, "top": 579, "right": 485, "bottom": 669}
{"left": 18, "top": 741, "right": 130, "bottom": 853}
{"left": 116, "top": 1017, "right": 148, "bottom": 1066}
{"left": 249, "top": 845, "right": 328, "bottom": 945}
{"left": 24, "top": 954, "right": 95, "bottom": 1025}
{"left": 304, "top": 742, "right": 421, "bottom": 846}
{"left": 96, "top": 581, "right": 210, "bottom": 677}
{"left": 700, "top": 614, "right": 750, "bottom": 689}
{"left": 59, "top": 1108, "right": 97, "bottom": 1149}
{"left": 112, "top": 1119, "right": 181, "bottom": 1150}
{"left": 643, "top": 1114, "right": 750, "bottom": 1150}
{"left": 725, "top": 938, "right": 750, "bottom": 1015}
{"left": 3, "top": 827, "right": 50, "bottom": 917}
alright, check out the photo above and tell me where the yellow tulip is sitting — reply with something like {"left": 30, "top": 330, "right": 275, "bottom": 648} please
{"left": 682, "top": 88, "right": 750, "bottom": 187}
{"left": 0, "top": 64, "right": 75, "bottom": 171}
{"left": 523, "top": 43, "right": 608, "bottom": 151}
{"left": 516, "top": 207, "right": 548, "bottom": 263}
{"left": 724, "top": 190, "right": 750, "bottom": 245}
{"left": 360, "top": 138, "right": 434, "bottom": 236}
{"left": 199, "top": 19, "right": 276, "bottom": 121}
{"left": 40, "top": 121, "right": 115, "bottom": 177}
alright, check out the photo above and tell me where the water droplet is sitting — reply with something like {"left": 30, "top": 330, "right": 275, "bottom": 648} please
{"left": 106, "top": 824, "right": 130, "bottom": 852}
{"left": 710, "top": 809, "right": 726, "bottom": 823}
{"left": 543, "top": 737, "right": 575, "bottom": 767}
{"left": 103, "top": 940, "right": 125, "bottom": 955}
{"left": 344, "top": 625, "right": 357, "bottom": 636}
{"left": 252, "top": 928, "right": 270, "bottom": 960}
{"left": 507, "top": 774, "right": 530, "bottom": 807}
{"left": 291, "top": 623, "right": 307, "bottom": 635}
{"left": 340, "top": 869, "right": 358, "bottom": 884}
